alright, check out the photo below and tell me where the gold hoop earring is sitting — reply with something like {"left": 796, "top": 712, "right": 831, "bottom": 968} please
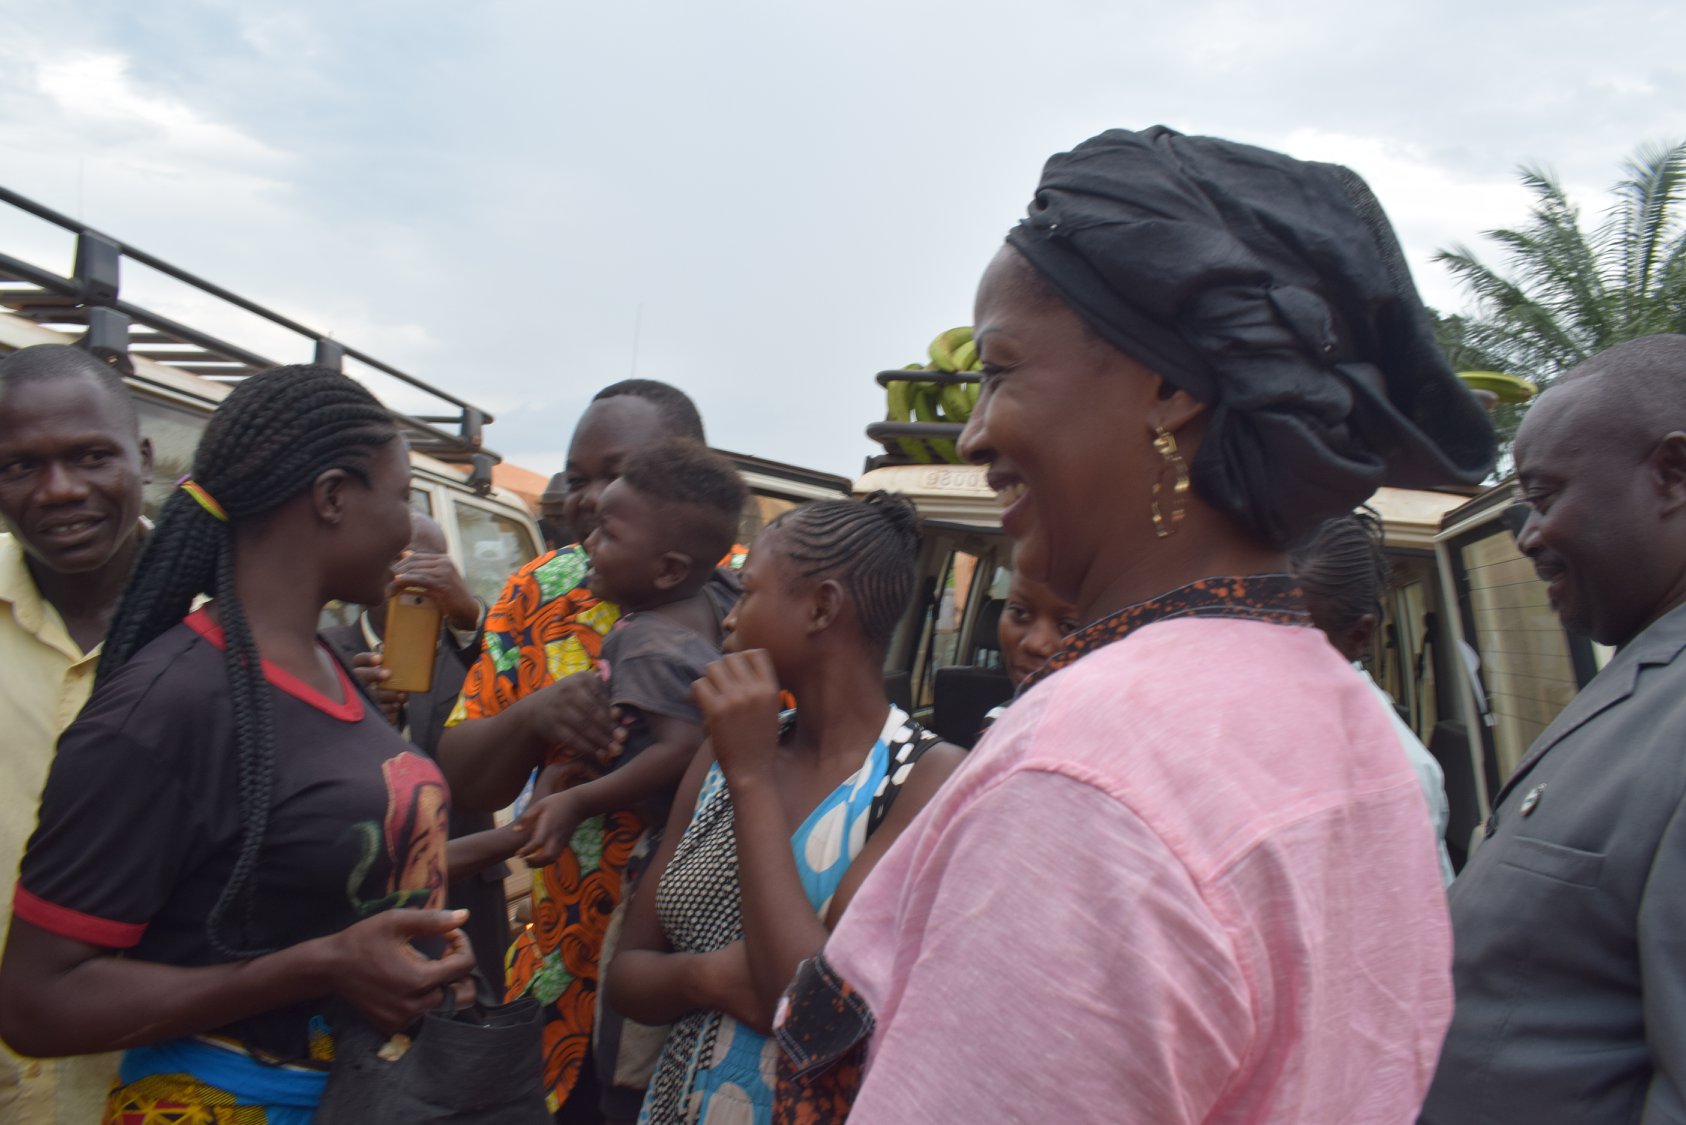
{"left": 1150, "top": 426, "right": 1189, "bottom": 539}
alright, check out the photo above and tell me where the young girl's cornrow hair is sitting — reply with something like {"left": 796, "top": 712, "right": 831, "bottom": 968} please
{"left": 99, "top": 365, "right": 398, "bottom": 959}
{"left": 1288, "top": 507, "right": 1390, "bottom": 638}
{"left": 770, "top": 491, "right": 921, "bottom": 650}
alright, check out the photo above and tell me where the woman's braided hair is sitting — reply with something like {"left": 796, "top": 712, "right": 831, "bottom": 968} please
{"left": 768, "top": 491, "right": 921, "bottom": 652}
{"left": 98, "top": 365, "right": 399, "bottom": 958}
{"left": 1288, "top": 508, "right": 1390, "bottom": 642}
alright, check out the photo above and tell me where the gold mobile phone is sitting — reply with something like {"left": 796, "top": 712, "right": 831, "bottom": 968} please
{"left": 382, "top": 589, "right": 442, "bottom": 693}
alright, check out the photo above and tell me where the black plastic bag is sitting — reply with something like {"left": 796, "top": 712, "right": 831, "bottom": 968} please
{"left": 316, "top": 980, "right": 550, "bottom": 1124}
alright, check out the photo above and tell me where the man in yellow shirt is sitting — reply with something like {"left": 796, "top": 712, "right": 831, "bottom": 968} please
{"left": 0, "top": 344, "right": 152, "bottom": 1122}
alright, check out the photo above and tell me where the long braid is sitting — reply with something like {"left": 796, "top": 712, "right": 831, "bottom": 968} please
{"left": 771, "top": 491, "right": 921, "bottom": 651}
{"left": 99, "top": 365, "right": 397, "bottom": 958}
{"left": 208, "top": 537, "right": 276, "bottom": 955}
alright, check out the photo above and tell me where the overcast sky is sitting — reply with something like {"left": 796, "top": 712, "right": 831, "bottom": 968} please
{"left": 1, "top": 1, "right": 1681, "bottom": 479}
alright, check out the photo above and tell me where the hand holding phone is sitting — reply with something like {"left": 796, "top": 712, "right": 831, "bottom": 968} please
{"left": 382, "top": 589, "right": 442, "bottom": 693}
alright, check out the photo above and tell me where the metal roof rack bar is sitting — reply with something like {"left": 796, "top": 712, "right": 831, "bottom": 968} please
{"left": 0, "top": 185, "right": 498, "bottom": 467}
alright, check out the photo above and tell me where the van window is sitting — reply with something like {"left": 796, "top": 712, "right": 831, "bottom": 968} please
{"left": 1450, "top": 525, "right": 1581, "bottom": 780}
{"left": 738, "top": 494, "right": 799, "bottom": 546}
{"left": 934, "top": 551, "right": 978, "bottom": 671}
{"left": 454, "top": 498, "right": 541, "bottom": 606}
{"left": 1373, "top": 557, "right": 1445, "bottom": 741}
{"left": 133, "top": 394, "right": 211, "bottom": 520}
{"left": 905, "top": 548, "right": 980, "bottom": 711}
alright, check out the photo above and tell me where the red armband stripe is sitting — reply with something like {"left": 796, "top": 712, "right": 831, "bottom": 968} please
{"left": 11, "top": 885, "right": 146, "bottom": 949}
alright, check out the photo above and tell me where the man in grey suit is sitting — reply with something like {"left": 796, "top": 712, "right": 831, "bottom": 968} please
{"left": 1422, "top": 334, "right": 1686, "bottom": 1124}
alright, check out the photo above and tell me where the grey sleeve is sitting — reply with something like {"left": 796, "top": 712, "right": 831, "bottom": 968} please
{"left": 1641, "top": 786, "right": 1686, "bottom": 1124}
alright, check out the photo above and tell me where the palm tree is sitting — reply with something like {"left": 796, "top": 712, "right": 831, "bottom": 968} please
{"left": 1436, "top": 140, "right": 1686, "bottom": 389}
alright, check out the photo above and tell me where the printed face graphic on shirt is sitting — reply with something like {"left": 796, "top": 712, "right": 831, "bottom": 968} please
{"left": 344, "top": 751, "right": 450, "bottom": 916}
{"left": 383, "top": 752, "right": 448, "bottom": 907}
{"left": 397, "top": 774, "right": 450, "bottom": 906}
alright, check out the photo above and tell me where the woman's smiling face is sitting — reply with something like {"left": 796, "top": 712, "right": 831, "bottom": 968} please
{"left": 960, "top": 247, "right": 1165, "bottom": 613}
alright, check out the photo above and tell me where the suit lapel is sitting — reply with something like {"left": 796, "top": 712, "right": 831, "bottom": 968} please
{"left": 1494, "top": 605, "right": 1686, "bottom": 805}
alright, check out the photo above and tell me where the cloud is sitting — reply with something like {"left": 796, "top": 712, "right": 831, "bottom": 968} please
{"left": 33, "top": 54, "right": 286, "bottom": 167}
{"left": 0, "top": 28, "right": 450, "bottom": 419}
{"left": 0, "top": 30, "right": 290, "bottom": 215}
{"left": 2, "top": 0, "right": 1682, "bottom": 480}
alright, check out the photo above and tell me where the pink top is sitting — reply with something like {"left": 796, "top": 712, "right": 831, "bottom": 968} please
{"left": 824, "top": 617, "right": 1452, "bottom": 1123}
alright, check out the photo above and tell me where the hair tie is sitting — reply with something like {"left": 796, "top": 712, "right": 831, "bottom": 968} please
{"left": 176, "top": 476, "right": 229, "bottom": 522}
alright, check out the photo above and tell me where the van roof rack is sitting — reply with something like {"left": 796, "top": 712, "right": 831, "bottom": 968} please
{"left": 0, "top": 184, "right": 501, "bottom": 480}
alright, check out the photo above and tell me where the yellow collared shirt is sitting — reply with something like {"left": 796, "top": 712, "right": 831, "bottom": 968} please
{"left": 0, "top": 531, "right": 122, "bottom": 1122}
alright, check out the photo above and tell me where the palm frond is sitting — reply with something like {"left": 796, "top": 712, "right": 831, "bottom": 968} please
{"left": 1436, "top": 140, "right": 1686, "bottom": 470}
{"left": 1658, "top": 236, "right": 1686, "bottom": 333}
{"left": 1434, "top": 243, "right": 1589, "bottom": 371}
{"left": 1505, "top": 165, "right": 1612, "bottom": 344}
{"left": 1612, "top": 140, "right": 1686, "bottom": 307}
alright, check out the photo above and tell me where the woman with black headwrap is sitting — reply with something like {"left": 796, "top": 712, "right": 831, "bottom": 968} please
{"left": 770, "top": 127, "right": 1494, "bottom": 1123}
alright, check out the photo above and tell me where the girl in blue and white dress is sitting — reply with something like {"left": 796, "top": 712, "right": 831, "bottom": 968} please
{"left": 605, "top": 493, "right": 965, "bottom": 1125}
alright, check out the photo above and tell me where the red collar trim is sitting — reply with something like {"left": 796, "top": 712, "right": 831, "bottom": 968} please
{"left": 184, "top": 608, "right": 365, "bottom": 722}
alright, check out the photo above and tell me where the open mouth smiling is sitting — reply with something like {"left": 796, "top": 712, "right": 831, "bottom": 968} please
{"left": 36, "top": 515, "right": 104, "bottom": 541}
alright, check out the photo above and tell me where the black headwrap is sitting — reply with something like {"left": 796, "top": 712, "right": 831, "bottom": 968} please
{"left": 1005, "top": 126, "right": 1496, "bottom": 549}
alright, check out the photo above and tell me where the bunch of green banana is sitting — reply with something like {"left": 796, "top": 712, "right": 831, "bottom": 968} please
{"left": 927, "top": 326, "right": 976, "bottom": 373}
{"left": 883, "top": 328, "right": 984, "bottom": 464}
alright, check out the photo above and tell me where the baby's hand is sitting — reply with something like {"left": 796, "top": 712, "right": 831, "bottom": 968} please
{"left": 515, "top": 792, "right": 582, "bottom": 868}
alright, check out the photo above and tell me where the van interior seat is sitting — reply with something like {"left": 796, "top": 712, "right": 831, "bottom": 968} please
{"left": 932, "top": 598, "right": 1011, "bottom": 749}
{"left": 971, "top": 598, "right": 1005, "bottom": 666}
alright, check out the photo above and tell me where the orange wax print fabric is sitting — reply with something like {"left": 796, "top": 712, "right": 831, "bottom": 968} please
{"left": 447, "top": 542, "right": 746, "bottom": 1113}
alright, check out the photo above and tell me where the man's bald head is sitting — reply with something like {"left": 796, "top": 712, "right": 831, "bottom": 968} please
{"left": 1551, "top": 334, "right": 1686, "bottom": 447}
{"left": 1513, "top": 334, "right": 1686, "bottom": 646}
{"left": 408, "top": 509, "right": 448, "bottom": 555}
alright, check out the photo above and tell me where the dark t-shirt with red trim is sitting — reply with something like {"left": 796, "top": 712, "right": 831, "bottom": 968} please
{"left": 14, "top": 609, "right": 449, "bottom": 1060}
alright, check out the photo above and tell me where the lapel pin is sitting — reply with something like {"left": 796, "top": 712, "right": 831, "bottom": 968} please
{"left": 1520, "top": 783, "right": 1546, "bottom": 817}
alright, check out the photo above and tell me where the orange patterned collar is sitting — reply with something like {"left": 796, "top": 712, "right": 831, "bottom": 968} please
{"left": 1021, "top": 574, "right": 1307, "bottom": 692}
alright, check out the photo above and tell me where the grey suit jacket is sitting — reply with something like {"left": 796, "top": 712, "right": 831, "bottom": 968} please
{"left": 1421, "top": 602, "right": 1686, "bottom": 1125}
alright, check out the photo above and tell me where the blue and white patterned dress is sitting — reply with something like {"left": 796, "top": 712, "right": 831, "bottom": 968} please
{"left": 638, "top": 706, "right": 937, "bottom": 1125}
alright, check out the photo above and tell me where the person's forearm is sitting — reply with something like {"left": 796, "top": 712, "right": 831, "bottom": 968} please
{"left": 436, "top": 706, "right": 546, "bottom": 812}
{"left": 603, "top": 949, "right": 712, "bottom": 1025}
{"left": 565, "top": 738, "right": 693, "bottom": 819}
{"left": 728, "top": 772, "right": 831, "bottom": 1019}
{"left": 1, "top": 930, "right": 332, "bottom": 1058}
{"left": 447, "top": 825, "right": 523, "bottom": 883}
{"left": 530, "top": 763, "right": 564, "bottom": 803}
